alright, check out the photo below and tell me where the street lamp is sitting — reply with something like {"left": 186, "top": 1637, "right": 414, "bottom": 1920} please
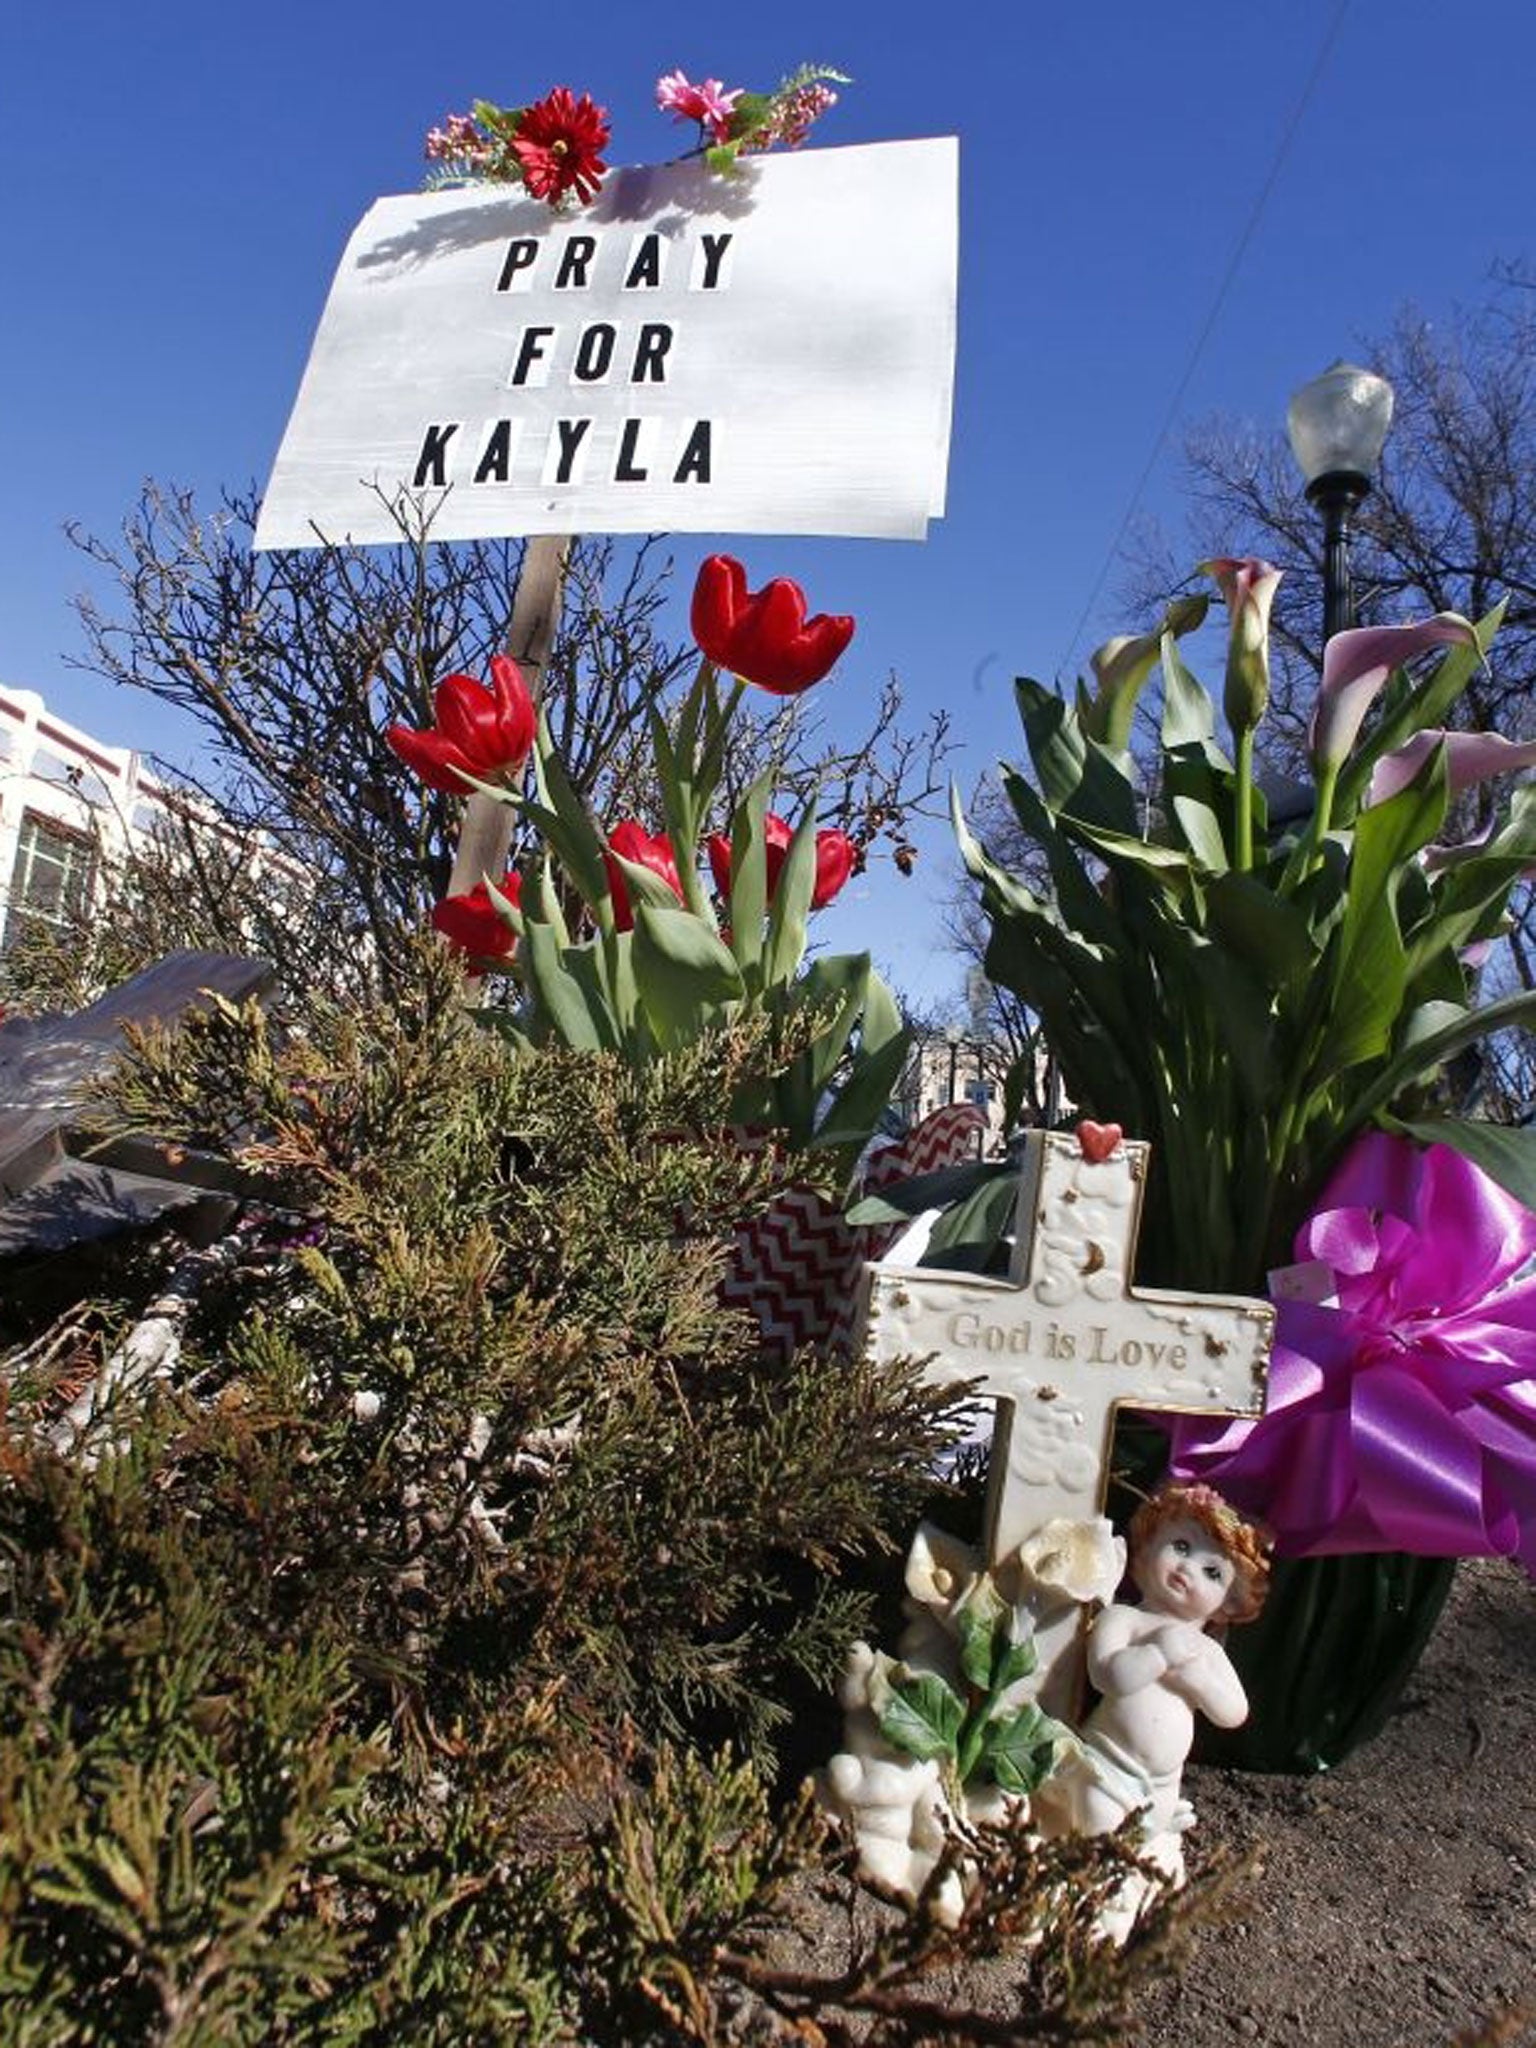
{"left": 1286, "top": 360, "right": 1395, "bottom": 642}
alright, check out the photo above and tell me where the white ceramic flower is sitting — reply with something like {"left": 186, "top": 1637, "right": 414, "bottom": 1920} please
{"left": 1013, "top": 1516, "right": 1127, "bottom": 1608}
{"left": 904, "top": 1520, "right": 980, "bottom": 1613}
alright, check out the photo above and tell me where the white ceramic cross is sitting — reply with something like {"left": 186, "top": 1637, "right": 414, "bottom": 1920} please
{"left": 858, "top": 1127, "right": 1273, "bottom": 1564}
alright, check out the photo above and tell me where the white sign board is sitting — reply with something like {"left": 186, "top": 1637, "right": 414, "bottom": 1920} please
{"left": 254, "top": 138, "right": 956, "bottom": 551}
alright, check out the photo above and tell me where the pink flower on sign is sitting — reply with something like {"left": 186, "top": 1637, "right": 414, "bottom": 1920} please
{"left": 655, "top": 70, "right": 742, "bottom": 143}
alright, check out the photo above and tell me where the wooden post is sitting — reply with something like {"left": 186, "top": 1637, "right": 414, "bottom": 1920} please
{"left": 446, "top": 532, "right": 571, "bottom": 902}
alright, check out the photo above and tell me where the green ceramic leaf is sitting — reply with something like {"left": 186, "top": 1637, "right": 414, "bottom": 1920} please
{"left": 991, "top": 1624, "right": 1039, "bottom": 1694}
{"left": 878, "top": 1671, "right": 964, "bottom": 1763}
{"left": 979, "top": 1704, "right": 1066, "bottom": 1795}
{"left": 956, "top": 1581, "right": 1007, "bottom": 1690}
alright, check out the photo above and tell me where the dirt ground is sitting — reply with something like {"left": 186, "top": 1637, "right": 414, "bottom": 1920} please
{"left": 1130, "top": 1555, "right": 1536, "bottom": 2047}
{"left": 787, "top": 1556, "right": 1535, "bottom": 2046}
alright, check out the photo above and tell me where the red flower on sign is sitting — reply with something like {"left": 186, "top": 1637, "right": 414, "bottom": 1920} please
{"left": 512, "top": 87, "right": 610, "bottom": 205}
{"left": 690, "top": 555, "right": 855, "bottom": 696}
{"left": 431, "top": 872, "right": 521, "bottom": 965}
{"left": 387, "top": 656, "right": 536, "bottom": 795}
{"left": 706, "top": 813, "right": 857, "bottom": 911}
{"left": 604, "top": 821, "right": 684, "bottom": 931}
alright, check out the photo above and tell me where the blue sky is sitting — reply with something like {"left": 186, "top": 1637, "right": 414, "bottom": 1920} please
{"left": 4, "top": 0, "right": 1533, "bottom": 1007}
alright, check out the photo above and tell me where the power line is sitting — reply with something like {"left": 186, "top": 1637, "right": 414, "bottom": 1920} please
{"left": 1055, "top": 0, "right": 1353, "bottom": 680}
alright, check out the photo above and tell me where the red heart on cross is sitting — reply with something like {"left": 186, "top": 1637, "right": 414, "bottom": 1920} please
{"left": 1076, "top": 1119, "right": 1123, "bottom": 1164}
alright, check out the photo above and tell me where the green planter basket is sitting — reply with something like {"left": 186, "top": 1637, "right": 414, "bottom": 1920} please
{"left": 1111, "top": 1424, "right": 1455, "bottom": 1773}
{"left": 1193, "top": 1549, "right": 1457, "bottom": 1773}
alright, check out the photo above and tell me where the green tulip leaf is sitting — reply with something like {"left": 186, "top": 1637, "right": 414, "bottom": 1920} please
{"left": 532, "top": 714, "right": 610, "bottom": 915}
{"left": 848, "top": 1158, "right": 1003, "bottom": 1226}
{"left": 812, "top": 1027, "right": 911, "bottom": 1156}
{"left": 725, "top": 772, "right": 774, "bottom": 972}
{"left": 631, "top": 905, "right": 743, "bottom": 1045}
{"left": 521, "top": 920, "right": 612, "bottom": 1053}
{"left": 922, "top": 1170, "right": 1020, "bottom": 1272}
{"left": 763, "top": 805, "right": 820, "bottom": 990}
{"left": 527, "top": 863, "right": 565, "bottom": 947}
{"left": 608, "top": 850, "right": 691, "bottom": 919}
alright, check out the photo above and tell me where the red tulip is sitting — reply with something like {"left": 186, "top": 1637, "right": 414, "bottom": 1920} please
{"left": 705, "top": 812, "right": 856, "bottom": 911}
{"left": 690, "top": 554, "right": 854, "bottom": 695}
{"left": 706, "top": 811, "right": 793, "bottom": 902}
{"left": 387, "top": 655, "right": 536, "bottom": 794}
{"left": 810, "top": 827, "right": 857, "bottom": 909}
{"left": 604, "top": 820, "right": 684, "bottom": 931}
{"left": 431, "top": 871, "right": 521, "bottom": 965}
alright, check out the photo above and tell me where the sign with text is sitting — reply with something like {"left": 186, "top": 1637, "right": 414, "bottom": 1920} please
{"left": 254, "top": 138, "right": 957, "bottom": 551}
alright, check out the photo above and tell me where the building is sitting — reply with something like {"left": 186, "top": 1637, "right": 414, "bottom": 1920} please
{"left": 900, "top": 1029, "right": 1010, "bottom": 1156}
{"left": 0, "top": 687, "right": 295, "bottom": 965}
{"left": 0, "top": 688, "right": 177, "bottom": 951}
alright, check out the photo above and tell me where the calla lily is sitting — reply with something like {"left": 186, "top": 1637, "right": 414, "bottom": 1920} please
{"left": 1203, "top": 557, "right": 1281, "bottom": 737}
{"left": 1368, "top": 728, "right": 1536, "bottom": 808}
{"left": 1309, "top": 614, "right": 1480, "bottom": 773}
{"left": 1083, "top": 594, "right": 1208, "bottom": 751}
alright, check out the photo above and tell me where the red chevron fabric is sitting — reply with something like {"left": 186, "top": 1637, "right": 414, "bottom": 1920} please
{"left": 720, "top": 1103, "right": 987, "bottom": 1359}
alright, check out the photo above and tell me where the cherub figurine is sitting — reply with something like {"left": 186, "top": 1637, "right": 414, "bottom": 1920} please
{"left": 1036, "top": 1483, "right": 1271, "bottom": 1859}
